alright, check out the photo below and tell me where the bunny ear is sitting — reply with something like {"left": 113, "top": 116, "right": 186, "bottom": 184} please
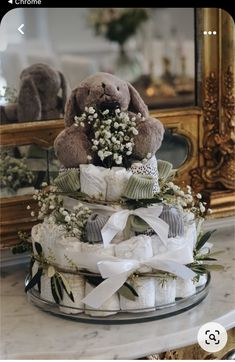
{"left": 64, "top": 88, "right": 81, "bottom": 127}
{"left": 17, "top": 76, "right": 41, "bottom": 122}
{"left": 58, "top": 71, "right": 69, "bottom": 113}
{"left": 127, "top": 82, "right": 149, "bottom": 117}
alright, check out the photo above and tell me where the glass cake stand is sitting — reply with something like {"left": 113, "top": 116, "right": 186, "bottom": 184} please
{"left": 25, "top": 273, "right": 211, "bottom": 325}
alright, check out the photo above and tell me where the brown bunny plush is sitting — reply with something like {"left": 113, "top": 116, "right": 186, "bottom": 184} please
{"left": 0, "top": 63, "right": 69, "bottom": 124}
{"left": 54, "top": 72, "right": 164, "bottom": 168}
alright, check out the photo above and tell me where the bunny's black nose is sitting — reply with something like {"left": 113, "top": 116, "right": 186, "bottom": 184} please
{"left": 98, "top": 101, "right": 120, "bottom": 115}
{"left": 101, "top": 82, "right": 106, "bottom": 89}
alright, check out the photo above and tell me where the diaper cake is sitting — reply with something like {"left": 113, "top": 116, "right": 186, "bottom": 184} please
{"left": 26, "top": 73, "right": 219, "bottom": 319}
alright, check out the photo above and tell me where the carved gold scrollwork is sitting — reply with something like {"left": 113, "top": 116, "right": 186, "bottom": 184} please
{"left": 191, "top": 67, "right": 235, "bottom": 192}
{"left": 217, "top": 66, "right": 235, "bottom": 189}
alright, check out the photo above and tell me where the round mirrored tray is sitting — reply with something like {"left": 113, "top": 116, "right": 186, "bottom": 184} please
{"left": 25, "top": 273, "right": 210, "bottom": 324}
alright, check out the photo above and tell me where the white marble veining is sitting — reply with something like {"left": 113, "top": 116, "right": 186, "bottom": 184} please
{"left": 1, "top": 218, "right": 235, "bottom": 359}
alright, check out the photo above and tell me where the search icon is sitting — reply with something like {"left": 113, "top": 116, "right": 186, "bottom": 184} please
{"left": 197, "top": 322, "right": 228, "bottom": 353}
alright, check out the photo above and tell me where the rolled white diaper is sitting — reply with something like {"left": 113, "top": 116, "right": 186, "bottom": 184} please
{"left": 120, "top": 277, "right": 155, "bottom": 312}
{"left": 54, "top": 236, "right": 83, "bottom": 270}
{"left": 40, "top": 272, "right": 54, "bottom": 303}
{"left": 105, "top": 167, "right": 131, "bottom": 201}
{"left": 175, "top": 278, "right": 196, "bottom": 298}
{"left": 151, "top": 233, "right": 194, "bottom": 256}
{"left": 155, "top": 278, "right": 176, "bottom": 306}
{"left": 84, "top": 282, "right": 119, "bottom": 316}
{"left": 31, "top": 223, "right": 43, "bottom": 254}
{"left": 80, "top": 164, "right": 108, "bottom": 200}
{"left": 59, "top": 273, "right": 85, "bottom": 314}
{"left": 151, "top": 234, "right": 168, "bottom": 255}
{"left": 81, "top": 242, "right": 115, "bottom": 273}
{"left": 31, "top": 218, "right": 65, "bottom": 260}
{"left": 115, "top": 235, "right": 153, "bottom": 272}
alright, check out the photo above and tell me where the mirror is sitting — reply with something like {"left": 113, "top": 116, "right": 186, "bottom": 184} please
{"left": 0, "top": 8, "right": 195, "bottom": 124}
{"left": 0, "top": 144, "right": 60, "bottom": 198}
{"left": 156, "top": 129, "right": 189, "bottom": 168}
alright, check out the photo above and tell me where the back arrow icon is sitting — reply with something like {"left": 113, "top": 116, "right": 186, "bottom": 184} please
{"left": 18, "top": 24, "right": 24, "bottom": 35}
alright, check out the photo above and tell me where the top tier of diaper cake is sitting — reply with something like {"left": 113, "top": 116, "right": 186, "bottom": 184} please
{"left": 27, "top": 73, "right": 216, "bottom": 317}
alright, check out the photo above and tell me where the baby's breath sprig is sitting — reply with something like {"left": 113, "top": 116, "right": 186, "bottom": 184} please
{"left": 54, "top": 204, "right": 91, "bottom": 239}
{"left": 30, "top": 184, "right": 63, "bottom": 220}
{"left": 157, "top": 180, "right": 212, "bottom": 219}
{"left": 74, "top": 106, "right": 139, "bottom": 168}
{"left": 30, "top": 185, "right": 91, "bottom": 240}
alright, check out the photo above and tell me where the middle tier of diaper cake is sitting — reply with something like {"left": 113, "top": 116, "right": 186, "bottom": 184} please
{"left": 29, "top": 155, "right": 208, "bottom": 317}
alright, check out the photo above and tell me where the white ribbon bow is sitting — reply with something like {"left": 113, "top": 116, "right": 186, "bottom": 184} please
{"left": 82, "top": 244, "right": 195, "bottom": 308}
{"left": 101, "top": 205, "right": 169, "bottom": 247}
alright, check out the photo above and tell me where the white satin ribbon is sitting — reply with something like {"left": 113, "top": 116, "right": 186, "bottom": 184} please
{"left": 101, "top": 205, "right": 169, "bottom": 247}
{"left": 82, "top": 244, "right": 195, "bottom": 308}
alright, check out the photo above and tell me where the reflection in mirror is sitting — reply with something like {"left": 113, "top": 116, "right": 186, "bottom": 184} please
{"left": 156, "top": 128, "right": 189, "bottom": 168}
{"left": 0, "top": 63, "right": 69, "bottom": 124}
{"left": 0, "top": 7, "right": 195, "bottom": 124}
{"left": 0, "top": 145, "right": 60, "bottom": 198}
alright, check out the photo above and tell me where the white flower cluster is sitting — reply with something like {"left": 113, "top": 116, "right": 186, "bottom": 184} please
{"left": 160, "top": 181, "right": 212, "bottom": 218}
{"left": 54, "top": 204, "right": 91, "bottom": 239}
{"left": 74, "top": 107, "right": 139, "bottom": 167}
{"left": 0, "top": 154, "right": 34, "bottom": 191}
{"left": 29, "top": 185, "right": 91, "bottom": 239}
{"left": 30, "top": 185, "right": 63, "bottom": 220}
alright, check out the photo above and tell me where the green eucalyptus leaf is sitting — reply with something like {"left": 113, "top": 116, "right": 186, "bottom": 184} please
{"left": 25, "top": 267, "right": 43, "bottom": 292}
{"left": 190, "top": 267, "right": 206, "bottom": 274}
{"left": 55, "top": 275, "right": 63, "bottom": 300}
{"left": 57, "top": 273, "right": 72, "bottom": 293}
{"left": 85, "top": 275, "right": 104, "bottom": 287}
{"left": 47, "top": 266, "right": 56, "bottom": 278}
{"left": 57, "top": 273, "right": 75, "bottom": 303}
{"left": 29, "top": 258, "right": 35, "bottom": 278}
{"left": 118, "top": 282, "right": 139, "bottom": 301}
{"left": 202, "top": 264, "right": 225, "bottom": 271}
{"left": 37, "top": 278, "right": 41, "bottom": 294}
{"left": 69, "top": 291, "right": 75, "bottom": 303}
{"left": 196, "top": 230, "right": 216, "bottom": 251}
{"left": 34, "top": 242, "right": 43, "bottom": 256}
{"left": 50, "top": 276, "right": 60, "bottom": 304}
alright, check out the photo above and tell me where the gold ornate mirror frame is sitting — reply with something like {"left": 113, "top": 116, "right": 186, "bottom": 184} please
{"left": 0, "top": 8, "right": 234, "bottom": 248}
{"left": 190, "top": 8, "right": 235, "bottom": 218}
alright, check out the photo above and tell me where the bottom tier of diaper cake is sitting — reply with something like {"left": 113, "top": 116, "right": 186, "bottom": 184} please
{"left": 27, "top": 205, "right": 209, "bottom": 317}
{"left": 26, "top": 271, "right": 210, "bottom": 322}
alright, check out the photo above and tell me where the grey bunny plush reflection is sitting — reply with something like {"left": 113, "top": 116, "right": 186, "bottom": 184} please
{"left": 54, "top": 72, "right": 164, "bottom": 168}
{"left": 0, "top": 63, "right": 69, "bottom": 123}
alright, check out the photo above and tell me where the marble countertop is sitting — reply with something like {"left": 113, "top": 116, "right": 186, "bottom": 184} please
{"left": 1, "top": 217, "right": 235, "bottom": 360}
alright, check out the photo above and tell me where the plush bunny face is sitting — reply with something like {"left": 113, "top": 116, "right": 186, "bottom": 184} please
{"left": 20, "top": 63, "right": 61, "bottom": 94}
{"left": 17, "top": 63, "right": 68, "bottom": 122}
{"left": 64, "top": 72, "right": 149, "bottom": 127}
{"left": 78, "top": 72, "right": 130, "bottom": 111}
